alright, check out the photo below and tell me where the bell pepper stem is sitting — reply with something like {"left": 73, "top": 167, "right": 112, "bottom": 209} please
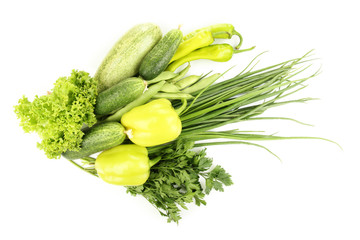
{"left": 149, "top": 156, "right": 162, "bottom": 167}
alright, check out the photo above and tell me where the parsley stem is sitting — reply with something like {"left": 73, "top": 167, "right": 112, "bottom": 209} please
{"left": 67, "top": 159, "right": 98, "bottom": 178}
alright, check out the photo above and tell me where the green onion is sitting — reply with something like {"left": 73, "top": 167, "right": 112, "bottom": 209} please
{"left": 150, "top": 50, "right": 340, "bottom": 157}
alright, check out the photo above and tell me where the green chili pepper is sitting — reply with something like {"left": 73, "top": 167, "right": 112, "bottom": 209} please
{"left": 183, "top": 23, "right": 245, "bottom": 49}
{"left": 166, "top": 44, "right": 254, "bottom": 72}
{"left": 170, "top": 30, "right": 214, "bottom": 63}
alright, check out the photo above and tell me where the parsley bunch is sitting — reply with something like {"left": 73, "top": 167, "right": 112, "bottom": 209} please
{"left": 126, "top": 139, "right": 233, "bottom": 223}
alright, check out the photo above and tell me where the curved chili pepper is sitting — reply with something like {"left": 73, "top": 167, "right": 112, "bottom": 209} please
{"left": 183, "top": 23, "right": 245, "bottom": 49}
{"left": 166, "top": 43, "right": 255, "bottom": 72}
{"left": 170, "top": 30, "right": 214, "bottom": 63}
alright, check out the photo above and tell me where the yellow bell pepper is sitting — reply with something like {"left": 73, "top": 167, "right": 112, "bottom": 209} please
{"left": 95, "top": 144, "right": 152, "bottom": 186}
{"left": 121, "top": 99, "right": 182, "bottom": 147}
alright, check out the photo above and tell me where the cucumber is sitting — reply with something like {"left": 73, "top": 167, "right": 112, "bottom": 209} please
{"left": 95, "top": 23, "right": 162, "bottom": 92}
{"left": 139, "top": 29, "right": 182, "bottom": 80}
{"left": 62, "top": 122, "right": 125, "bottom": 160}
{"left": 95, "top": 77, "right": 146, "bottom": 115}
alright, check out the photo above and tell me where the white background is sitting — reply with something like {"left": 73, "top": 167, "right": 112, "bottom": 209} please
{"left": 1, "top": 0, "right": 359, "bottom": 239}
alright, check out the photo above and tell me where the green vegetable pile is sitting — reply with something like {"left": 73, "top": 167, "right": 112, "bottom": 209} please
{"left": 14, "top": 23, "right": 338, "bottom": 223}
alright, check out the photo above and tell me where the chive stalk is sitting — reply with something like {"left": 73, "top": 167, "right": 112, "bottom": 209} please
{"left": 149, "top": 51, "right": 340, "bottom": 156}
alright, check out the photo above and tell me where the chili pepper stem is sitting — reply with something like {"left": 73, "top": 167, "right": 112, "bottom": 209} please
{"left": 233, "top": 30, "right": 244, "bottom": 49}
{"left": 234, "top": 45, "right": 256, "bottom": 53}
{"left": 212, "top": 31, "right": 232, "bottom": 39}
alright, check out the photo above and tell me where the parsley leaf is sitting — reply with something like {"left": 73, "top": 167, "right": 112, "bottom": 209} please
{"left": 126, "top": 139, "right": 233, "bottom": 223}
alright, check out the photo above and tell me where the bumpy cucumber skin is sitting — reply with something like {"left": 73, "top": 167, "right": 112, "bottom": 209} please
{"left": 95, "top": 23, "right": 162, "bottom": 92}
{"left": 62, "top": 122, "right": 125, "bottom": 160}
{"left": 139, "top": 29, "right": 182, "bottom": 80}
{"left": 94, "top": 77, "right": 146, "bottom": 115}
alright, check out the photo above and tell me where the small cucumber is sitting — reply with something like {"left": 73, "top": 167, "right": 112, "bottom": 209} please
{"left": 104, "top": 81, "right": 165, "bottom": 122}
{"left": 139, "top": 29, "right": 182, "bottom": 80}
{"left": 62, "top": 122, "right": 125, "bottom": 160}
{"left": 95, "top": 23, "right": 162, "bottom": 92}
{"left": 95, "top": 77, "right": 146, "bottom": 115}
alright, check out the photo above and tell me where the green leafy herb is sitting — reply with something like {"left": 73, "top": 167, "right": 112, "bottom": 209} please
{"left": 14, "top": 70, "right": 98, "bottom": 159}
{"left": 126, "top": 139, "right": 233, "bottom": 223}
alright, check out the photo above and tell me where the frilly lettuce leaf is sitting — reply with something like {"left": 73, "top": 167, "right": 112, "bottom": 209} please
{"left": 14, "top": 70, "right": 98, "bottom": 159}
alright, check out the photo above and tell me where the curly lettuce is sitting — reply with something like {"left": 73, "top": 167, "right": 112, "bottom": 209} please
{"left": 14, "top": 70, "right": 98, "bottom": 159}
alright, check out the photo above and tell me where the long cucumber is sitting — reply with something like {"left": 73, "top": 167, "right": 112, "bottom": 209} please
{"left": 95, "top": 23, "right": 162, "bottom": 92}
